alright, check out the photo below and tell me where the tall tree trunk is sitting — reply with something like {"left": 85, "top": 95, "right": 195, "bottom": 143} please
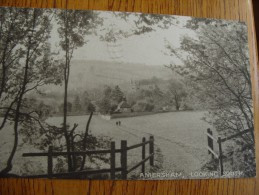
{"left": 63, "top": 77, "right": 73, "bottom": 171}
{"left": 0, "top": 95, "right": 23, "bottom": 175}
{"left": 63, "top": 8, "right": 73, "bottom": 172}
{"left": 0, "top": 24, "right": 32, "bottom": 174}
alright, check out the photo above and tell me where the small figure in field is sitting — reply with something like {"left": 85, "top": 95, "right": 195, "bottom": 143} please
{"left": 116, "top": 121, "right": 118, "bottom": 126}
{"left": 118, "top": 121, "right": 121, "bottom": 126}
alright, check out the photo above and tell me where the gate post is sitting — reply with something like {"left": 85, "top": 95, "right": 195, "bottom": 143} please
{"left": 121, "top": 140, "right": 127, "bottom": 179}
{"left": 110, "top": 141, "right": 116, "bottom": 179}
{"left": 142, "top": 137, "right": 146, "bottom": 173}
{"left": 218, "top": 137, "right": 223, "bottom": 176}
{"left": 48, "top": 146, "right": 53, "bottom": 178}
{"left": 149, "top": 136, "right": 154, "bottom": 166}
{"left": 207, "top": 128, "right": 214, "bottom": 159}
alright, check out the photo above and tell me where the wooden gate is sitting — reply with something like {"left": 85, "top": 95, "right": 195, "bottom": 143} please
{"left": 206, "top": 128, "right": 253, "bottom": 175}
{"left": 23, "top": 136, "right": 155, "bottom": 179}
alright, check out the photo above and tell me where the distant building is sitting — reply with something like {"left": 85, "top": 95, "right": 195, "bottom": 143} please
{"left": 115, "top": 100, "right": 132, "bottom": 113}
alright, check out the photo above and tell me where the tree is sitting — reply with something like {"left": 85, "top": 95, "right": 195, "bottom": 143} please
{"left": 101, "top": 12, "right": 178, "bottom": 43}
{"left": 0, "top": 7, "right": 27, "bottom": 130}
{"left": 111, "top": 85, "right": 124, "bottom": 103}
{"left": 166, "top": 19, "right": 255, "bottom": 175}
{"left": 167, "top": 19, "right": 254, "bottom": 147}
{"left": 57, "top": 9, "right": 100, "bottom": 171}
{"left": 73, "top": 95, "right": 81, "bottom": 113}
{"left": 59, "top": 102, "right": 72, "bottom": 113}
{"left": 82, "top": 91, "right": 90, "bottom": 112}
{"left": 167, "top": 80, "right": 187, "bottom": 111}
{"left": 37, "top": 101, "right": 52, "bottom": 119}
{"left": 87, "top": 102, "right": 96, "bottom": 113}
{"left": 0, "top": 8, "right": 61, "bottom": 175}
{"left": 153, "top": 85, "right": 164, "bottom": 98}
{"left": 103, "top": 86, "right": 112, "bottom": 98}
{"left": 152, "top": 85, "right": 165, "bottom": 110}
{"left": 98, "top": 98, "right": 111, "bottom": 114}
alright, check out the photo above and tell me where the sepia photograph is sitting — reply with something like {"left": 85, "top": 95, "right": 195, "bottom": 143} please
{"left": 0, "top": 6, "right": 256, "bottom": 179}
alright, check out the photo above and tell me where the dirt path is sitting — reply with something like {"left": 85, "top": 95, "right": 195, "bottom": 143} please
{"left": 114, "top": 123, "right": 208, "bottom": 177}
{"left": 94, "top": 112, "right": 211, "bottom": 178}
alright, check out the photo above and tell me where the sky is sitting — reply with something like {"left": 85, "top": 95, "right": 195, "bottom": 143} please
{"left": 49, "top": 11, "right": 197, "bottom": 66}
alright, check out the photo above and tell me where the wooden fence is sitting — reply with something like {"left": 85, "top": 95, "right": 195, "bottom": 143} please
{"left": 22, "top": 136, "right": 154, "bottom": 179}
{"left": 206, "top": 128, "right": 253, "bottom": 175}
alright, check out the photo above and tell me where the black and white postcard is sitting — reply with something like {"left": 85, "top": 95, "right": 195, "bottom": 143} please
{"left": 0, "top": 7, "right": 256, "bottom": 179}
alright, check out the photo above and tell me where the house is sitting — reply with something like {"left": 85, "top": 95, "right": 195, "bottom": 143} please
{"left": 115, "top": 100, "right": 132, "bottom": 113}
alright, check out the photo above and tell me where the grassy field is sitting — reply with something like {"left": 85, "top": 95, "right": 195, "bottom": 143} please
{"left": 0, "top": 111, "right": 212, "bottom": 178}
{"left": 48, "top": 110, "right": 212, "bottom": 177}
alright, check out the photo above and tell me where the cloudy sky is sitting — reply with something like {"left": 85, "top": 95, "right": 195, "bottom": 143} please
{"left": 50, "top": 11, "right": 196, "bottom": 66}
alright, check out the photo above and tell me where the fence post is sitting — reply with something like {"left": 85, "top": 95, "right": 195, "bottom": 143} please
{"left": 207, "top": 128, "right": 214, "bottom": 159}
{"left": 110, "top": 141, "right": 116, "bottom": 179}
{"left": 48, "top": 146, "right": 53, "bottom": 178}
{"left": 142, "top": 137, "right": 146, "bottom": 173}
{"left": 149, "top": 136, "right": 154, "bottom": 166}
{"left": 218, "top": 137, "right": 223, "bottom": 176}
{"left": 121, "top": 140, "right": 127, "bottom": 179}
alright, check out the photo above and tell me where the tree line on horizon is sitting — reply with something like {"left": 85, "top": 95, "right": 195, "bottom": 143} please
{"left": 33, "top": 77, "right": 194, "bottom": 116}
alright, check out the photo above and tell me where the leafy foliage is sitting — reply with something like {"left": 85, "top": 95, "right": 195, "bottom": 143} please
{"left": 168, "top": 20, "right": 253, "bottom": 139}
{"left": 100, "top": 12, "right": 178, "bottom": 43}
{"left": 167, "top": 18, "right": 254, "bottom": 176}
{"left": 0, "top": 8, "right": 63, "bottom": 175}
